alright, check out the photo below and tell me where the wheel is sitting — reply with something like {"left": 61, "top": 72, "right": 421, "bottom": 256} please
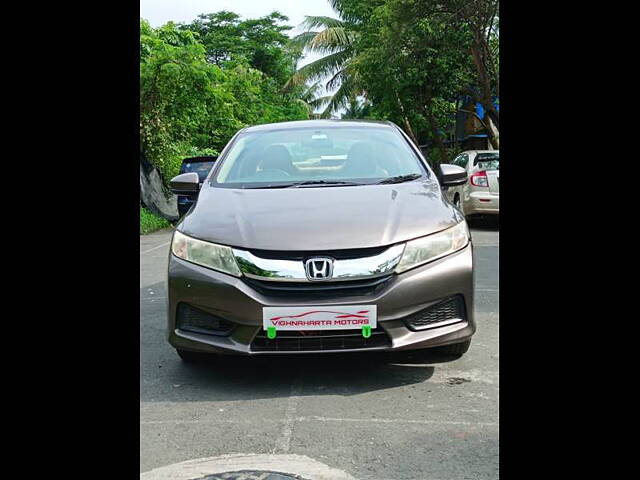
{"left": 437, "top": 340, "right": 471, "bottom": 357}
{"left": 176, "top": 348, "right": 214, "bottom": 363}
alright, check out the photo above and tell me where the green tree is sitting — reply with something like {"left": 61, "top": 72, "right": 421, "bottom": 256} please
{"left": 289, "top": 0, "right": 499, "bottom": 155}
{"left": 295, "top": 81, "right": 333, "bottom": 118}
{"left": 140, "top": 20, "right": 238, "bottom": 180}
{"left": 140, "top": 17, "right": 308, "bottom": 185}
{"left": 181, "top": 11, "right": 298, "bottom": 84}
{"left": 451, "top": 0, "right": 499, "bottom": 147}
{"left": 286, "top": 1, "right": 381, "bottom": 116}
{"left": 341, "top": 95, "right": 371, "bottom": 119}
{"left": 352, "top": 0, "right": 470, "bottom": 164}
{"left": 383, "top": 0, "right": 500, "bottom": 147}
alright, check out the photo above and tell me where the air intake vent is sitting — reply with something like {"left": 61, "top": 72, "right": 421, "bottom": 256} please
{"left": 176, "top": 303, "right": 235, "bottom": 336}
{"left": 403, "top": 296, "right": 465, "bottom": 331}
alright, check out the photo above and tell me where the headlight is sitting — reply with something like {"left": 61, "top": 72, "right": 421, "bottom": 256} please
{"left": 395, "top": 222, "right": 470, "bottom": 273}
{"left": 171, "top": 230, "right": 241, "bottom": 277}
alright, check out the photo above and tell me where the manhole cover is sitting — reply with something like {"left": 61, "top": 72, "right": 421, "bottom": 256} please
{"left": 196, "top": 471, "right": 307, "bottom": 480}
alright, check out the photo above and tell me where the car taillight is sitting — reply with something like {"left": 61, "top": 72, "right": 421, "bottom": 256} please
{"left": 470, "top": 170, "right": 489, "bottom": 187}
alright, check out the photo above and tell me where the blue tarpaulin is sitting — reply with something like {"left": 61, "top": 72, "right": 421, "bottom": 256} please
{"left": 474, "top": 97, "right": 498, "bottom": 120}
{"left": 455, "top": 96, "right": 498, "bottom": 142}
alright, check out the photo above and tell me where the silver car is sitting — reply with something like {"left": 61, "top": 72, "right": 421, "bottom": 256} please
{"left": 445, "top": 150, "right": 499, "bottom": 217}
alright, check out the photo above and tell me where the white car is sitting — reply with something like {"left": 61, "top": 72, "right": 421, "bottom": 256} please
{"left": 445, "top": 150, "right": 499, "bottom": 217}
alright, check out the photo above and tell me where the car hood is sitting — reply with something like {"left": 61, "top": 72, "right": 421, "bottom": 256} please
{"left": 179, "top": 180, "right": 463, "bottom": 251}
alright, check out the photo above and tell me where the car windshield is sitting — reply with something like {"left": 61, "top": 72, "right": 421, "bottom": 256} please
{"left": 212, "top": 126, "right": 426, "bottom": 188}
{"left": 474, "top": 152, "right": 499, "bottom": 170}
{"left": 181, "top": 161, "right": 216, "bottom": 182}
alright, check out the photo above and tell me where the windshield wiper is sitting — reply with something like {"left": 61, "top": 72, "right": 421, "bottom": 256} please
{"left": 242, "top": 180, "right": 364, "bottom": 189}
{"left": 287, "top": 180, "right": 364, "bottom": 188}
{"left": 243, "top": 184, "right": 291, "bottom": 189}
{"left": 376, "top": 173, "right": 422, "bottom": 184}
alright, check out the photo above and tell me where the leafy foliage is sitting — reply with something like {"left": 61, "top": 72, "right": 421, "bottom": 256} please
{"left": 289, "top": 0, "right": 499, "bottom": 159}
{"left": 286, "top": 11, "right": 365, "bottom": 116}
{"left": 180, "top": 11, "right": 298, "bottom": 84}
{"left": 140, "top": 207, "right": 171, "bottom": 235}
{"left": 140, "top": 16, "right": 309, "bottom": 186}
{"left": 354, "top": 0, "right": 473, "bottom": 164}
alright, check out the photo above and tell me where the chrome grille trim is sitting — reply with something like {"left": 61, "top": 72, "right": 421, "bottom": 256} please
{"left": 232, "top": 244, "right": 405, "bottom": 283}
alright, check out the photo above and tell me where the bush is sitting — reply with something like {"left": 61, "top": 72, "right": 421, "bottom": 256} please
{"left": 140, "top": 207, "right": 171, "bottom": 235}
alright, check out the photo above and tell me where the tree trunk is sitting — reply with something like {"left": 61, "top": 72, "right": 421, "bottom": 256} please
{"left": 485, "top": 115, "right": 499, "bottom": 149}
{"left": 402, "top": 117, "right": 419, "bottom": 146}
{"left": 394, "top": 91, "right": 420, "bottom": 146}
{"left": 459, "top": 107, "right": 499, "bottom": 150}
{"left": 424, "top": 105, "right": 448, "bottom": 167}
{"left": 470, "top": 41, "right": 499, "bottom": 129}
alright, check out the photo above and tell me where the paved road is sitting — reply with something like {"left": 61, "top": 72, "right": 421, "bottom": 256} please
{"left": 140, "top": 220, "right": 499, "bottom": 479}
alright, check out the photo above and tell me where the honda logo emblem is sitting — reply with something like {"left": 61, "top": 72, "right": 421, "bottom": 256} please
{"left": 304, "top": 257, "right": 334, "bottom": 281}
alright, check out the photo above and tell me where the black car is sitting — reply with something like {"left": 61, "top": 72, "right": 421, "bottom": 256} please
{"left": 176, "top": 156, "right": 217, "bottom": 217}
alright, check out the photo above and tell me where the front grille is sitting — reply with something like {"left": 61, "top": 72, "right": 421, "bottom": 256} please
{"left": 251, "top": 325, "right": 391, "bottom": 352}
{"left": 176, "top": 303, "right": 235, "bottom": 336}
{"left": 243, "top": 275, "right": 392, "bottom": 298}
{"left": 403, "top": 296, "right": 465, "bottom": 331}
{"left": 247, "top": 245, "right": 390, "bottom": 261}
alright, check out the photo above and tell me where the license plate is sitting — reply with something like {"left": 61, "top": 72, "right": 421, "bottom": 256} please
{"left": 263, "top": 305, "right": 377, "bottom": 331}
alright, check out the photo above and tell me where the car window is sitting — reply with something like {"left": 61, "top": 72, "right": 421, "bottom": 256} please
{"left": 181, "top": 161, "right": 216, "bottom": 182}
{"left": 453, "top": 154, "right": 468, "bottom": 169}
{"left": 473, "top": 152, "right": 499, "bottom": 170}
{"left": 213, "top": 126, "right": 427, "bottom": 188}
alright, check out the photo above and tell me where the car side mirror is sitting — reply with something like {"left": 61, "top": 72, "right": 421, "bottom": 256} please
{"left": 439, "top": 164, "right": 467, "bottom": 187}
{"left": 170, "top": 172, "right": 200, "bottom": 194}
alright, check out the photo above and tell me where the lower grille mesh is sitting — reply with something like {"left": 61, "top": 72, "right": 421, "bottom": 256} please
{"left": 251, "top": 326, "right": 390, "bottom": 352}
{"left": 176, "top": 303, "right": 235, "bottom": 336}
{"left": 403, "top": 296, "right": 465, "bottom": 330}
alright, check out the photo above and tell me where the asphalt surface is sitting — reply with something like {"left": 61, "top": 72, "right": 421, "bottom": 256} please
{"left": 140, "top": 219, "right": 499, "bottom": 479}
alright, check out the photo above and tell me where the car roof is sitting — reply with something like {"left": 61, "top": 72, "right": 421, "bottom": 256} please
{"left": 243, "top": 119, "right": 396, "bottom": 132}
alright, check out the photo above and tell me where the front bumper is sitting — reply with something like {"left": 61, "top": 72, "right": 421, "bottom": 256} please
{"left": 167, "top": 243, "right": 475, "bottom": 355}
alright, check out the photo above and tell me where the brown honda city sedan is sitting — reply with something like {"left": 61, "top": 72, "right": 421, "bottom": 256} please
{"left": 167, "top": 120, "right": 475, "bottom": 362}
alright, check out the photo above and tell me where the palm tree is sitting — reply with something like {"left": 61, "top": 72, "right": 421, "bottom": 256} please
{"left": 341, "top": 95, "right": 371, "bottom": 119}
{"left": 285, "top": 10, "right": 360, "bottom": 117}
{"left": 296, "top": 81, "right": 333, "bottom": 118}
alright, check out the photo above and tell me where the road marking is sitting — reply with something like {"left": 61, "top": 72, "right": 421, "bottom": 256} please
{"left": 296, "top": 416, "right": 498, "bottom": 427}
{"left": 273, "top": 373, "right": 303, "bottom": 454}
{"left": 141, "top": 419, "right": 267, "bottom": 425}
{"left": 140, "top": 417, "right": 497, "bottom": 427}
{"left": 476, "top": 288, "right": 499, "bottom": 292}
{"left": 140, "top": 242, "right": 170, "bottom": 255}
{"left": 140, "top": 453, "right": 357, "bottom": 480}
